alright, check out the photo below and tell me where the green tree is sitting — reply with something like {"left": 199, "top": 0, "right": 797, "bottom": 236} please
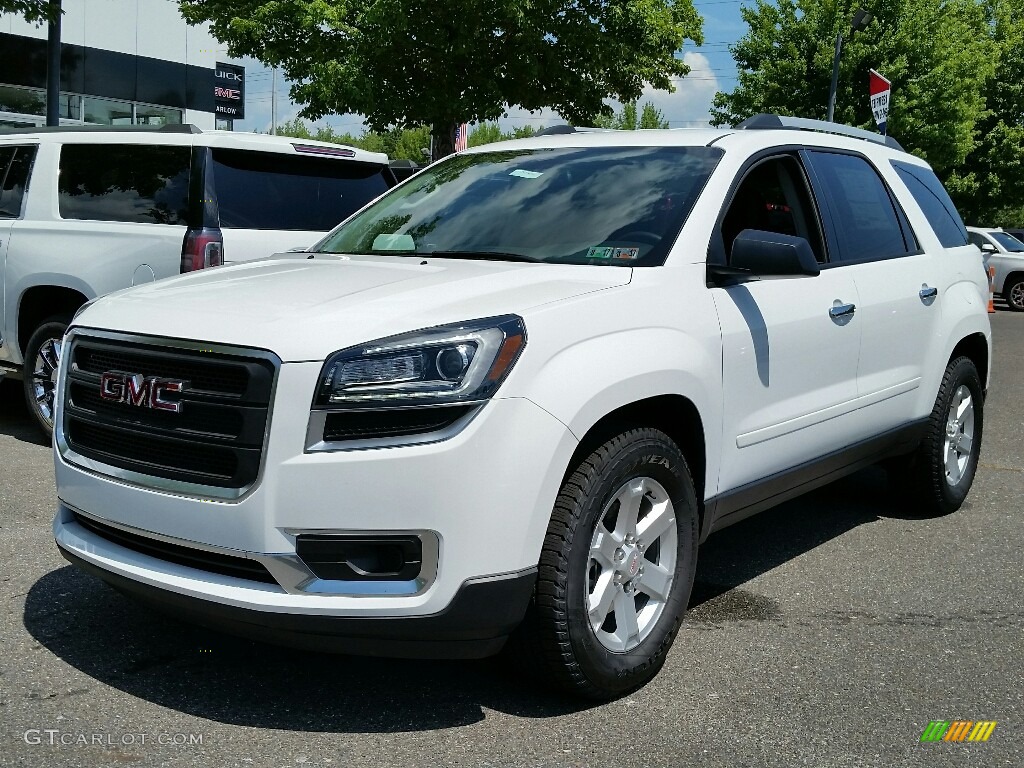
{"left": 592, "top": 100, "right": 666, "bottom": 130}
{"left": 179, "top": 0, "right": 703, "bottom": 160}
{"left": 1, "top": 0, "right": 60, "bottom": 23}
{"left": 639, "top": 102, "right": 670, "bottom": 129}
{"left": 950, "top": 0, "right": 1024, "bottom": 224}
{"left": 710, "top": 0, "right": 994, "bottom": 180}
{"left": 468, "top": 123, "right": 504, "bottom": 147}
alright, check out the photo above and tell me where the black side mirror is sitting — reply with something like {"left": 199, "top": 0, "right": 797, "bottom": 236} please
{"left": 730, "top": 229, "right": 820, "bottom": 277}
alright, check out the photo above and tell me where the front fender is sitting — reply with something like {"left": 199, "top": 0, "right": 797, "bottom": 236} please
{"left": 518, "top": 326, "right": 723, "bottom": 499}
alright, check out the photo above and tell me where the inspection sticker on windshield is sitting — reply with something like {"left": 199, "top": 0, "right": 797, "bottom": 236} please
{"left": 509, "top": 169, "right": 543, "bottom": 179}
{"left": 612, "top": 247, "right": 640, "bottom": 260}
{"left": 587, "top": 246, "right": 614, "bottom": 259}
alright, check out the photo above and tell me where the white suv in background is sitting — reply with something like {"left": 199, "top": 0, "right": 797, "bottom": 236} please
{"left": 966, "top": 226, "right": 1024, "bottom": 311}
{"left": 0, "top": 125, "right": 394, "bottom": 435}
{"left": 52, "top": 116, "right": 991, "bottom": 699}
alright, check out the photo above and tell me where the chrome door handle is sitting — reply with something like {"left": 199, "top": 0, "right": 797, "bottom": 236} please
{"left": 829, "top": 303, "right": 856, "bottom": 320}
{"left": 919, "top": 286, "right": 938, "bottom": 301}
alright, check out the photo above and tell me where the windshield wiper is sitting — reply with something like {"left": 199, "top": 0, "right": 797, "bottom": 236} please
{"left": 424, "top": 250, "right": 543, "bottom": 263}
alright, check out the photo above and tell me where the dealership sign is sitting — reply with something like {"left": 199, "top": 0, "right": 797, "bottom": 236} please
{"left": 869, "top": 69, "right": 890, "bottom": 135}
{"left": 214, "top": 62, "right": 245, "bottom": 119}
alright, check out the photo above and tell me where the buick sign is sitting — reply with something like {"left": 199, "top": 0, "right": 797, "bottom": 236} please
{"left": 99, "top": 372, "right": 188, "bottom": 413}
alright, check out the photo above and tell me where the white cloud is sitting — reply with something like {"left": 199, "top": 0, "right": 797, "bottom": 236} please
{"left": 627, "top": 53, "right": 721, "bottom": 127}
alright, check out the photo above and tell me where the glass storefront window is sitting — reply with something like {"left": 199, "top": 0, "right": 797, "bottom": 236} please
{"left": 0, "top": 84, "right": 45, "bottom": 117}
{"left": 83, "top": 96, "right": 133, "bottom": 126}
{"left": 134, "top": 104, "right": 182, "bottom": 126}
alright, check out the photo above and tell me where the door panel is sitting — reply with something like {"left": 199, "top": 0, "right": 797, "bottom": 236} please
{"left": 714, "top": 273, "right": 861, "bottom": 492}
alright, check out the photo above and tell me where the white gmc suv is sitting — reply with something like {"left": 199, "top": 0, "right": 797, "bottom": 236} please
{"left": 51, "top": 116, "right": 992, "bottom": 699}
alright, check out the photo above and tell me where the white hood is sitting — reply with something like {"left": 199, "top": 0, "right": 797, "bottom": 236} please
{"left": 75, "top": 254, "right": 632, "bottom": 361}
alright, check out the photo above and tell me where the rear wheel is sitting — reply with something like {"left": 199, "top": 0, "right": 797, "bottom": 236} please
{"left": 1003, "top": 276, "right": 1024, "bottom": 312}
{"left": 22, "top": 316, "right": 70, "bottom": 440}
{"left": 888, "top": 356, "right": 983, "bottom": 516}
{"left": 521, "top": 428, "right": 698, "bottom": 699}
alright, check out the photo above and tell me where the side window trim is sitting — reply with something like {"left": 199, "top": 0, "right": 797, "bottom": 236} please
{"left": 707, "top": 146, "right": 832, "bottom": 267}
{"left": 805, "top": 148, "right": 922, "bottom": 267}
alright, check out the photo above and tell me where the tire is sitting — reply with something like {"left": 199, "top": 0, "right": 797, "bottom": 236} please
{"left": 521, "top": 428, "right": 699, "bottom": 699}
{"left": 1003, "top": 276, "right": 1024, "bottom": 312}
{"left": 889, "top": 356, "right": 984, "bottom": 516}
{"left": 22, "top": 315, "right": 70, "bottom": 440}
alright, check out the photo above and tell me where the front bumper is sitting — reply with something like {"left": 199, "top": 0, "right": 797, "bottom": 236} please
{"left": 54, "top": 360, "right": 578, "bottom": 655}
{"left": 57, "top": 535, "right": 536, "bottom": 659}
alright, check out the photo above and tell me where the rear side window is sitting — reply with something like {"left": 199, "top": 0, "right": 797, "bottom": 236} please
{"left": 211, "top": 150, "right": 392, "bottom": 231}
{"left": 0, "top": 145, "right": 36, "bottom": 218}
{"left": 58, "top": 144, "right": 191, "bottom": 225}
{"left": 808, "top": 151, "right": 913, "bottom": 262}
{"left": 891, "top": 161, "right": 968, "bottom": 248}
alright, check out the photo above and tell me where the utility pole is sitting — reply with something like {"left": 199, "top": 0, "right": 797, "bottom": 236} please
{"left": 271, "top": 67, "right": 278, "bottom": 135}
{"left": 826, "top": 8, "right": 873, "bottom": 123}
{"left": 45, "top": 0, "right": 62, "bottom": 126}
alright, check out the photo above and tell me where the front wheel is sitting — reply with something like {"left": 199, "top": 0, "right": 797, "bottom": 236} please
{"left": 888, "top": 356, "right": 984, "bottom": 516}
{"left": 522, "top": 428, "right": 699, "bottom": 699}
{"left": 22, "top": 316, "right": 70, "bottom": 440}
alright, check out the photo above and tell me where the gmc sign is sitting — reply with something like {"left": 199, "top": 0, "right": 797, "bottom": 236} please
{"left": 99, "top": 372, "right": 188, "bottom": 413}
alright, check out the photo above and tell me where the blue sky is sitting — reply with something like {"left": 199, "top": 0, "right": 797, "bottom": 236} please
{"left": 230, "top": 1, "right": 750, "bottom": 135}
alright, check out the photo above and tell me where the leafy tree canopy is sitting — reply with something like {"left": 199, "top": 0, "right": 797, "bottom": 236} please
{"left": 0, "top": 0, "right": 59, "bottom": 24}
{"left": 710, "top": 0, "right": 994, "bottom": 182}
{"left": 179, "top": 0, "right": 703, "bottom": 159}
{"left": 949, "top": 0, "right": 1024, "bottom": 224}
{"left": 593, "top": 100, "right": 670, "bottom": 129}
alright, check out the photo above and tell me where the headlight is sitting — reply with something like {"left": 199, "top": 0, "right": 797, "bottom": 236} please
{"left": 314, "top": 315, "right": 526, "bottom": 408}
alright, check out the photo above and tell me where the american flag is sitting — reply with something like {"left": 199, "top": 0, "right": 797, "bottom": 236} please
{"left": 454, "top": 123, "right": 468, "bottom": 152}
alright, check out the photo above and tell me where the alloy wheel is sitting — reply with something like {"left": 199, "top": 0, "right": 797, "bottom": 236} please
{"left": 586, "top": 476, "right": 677, "bottom": 652}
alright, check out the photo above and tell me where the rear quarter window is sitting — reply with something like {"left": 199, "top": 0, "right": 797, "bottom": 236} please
{"left": 0, "top": 145, "right": 36, "bottom": 219}
{"left": 58, "top": 144, "right": 191, "bottom": 225}
{"left": 211, "top": 150, "right": 392, "bottom": 231}
{"left": 890, "top": 160, "right": 969, "bottom": 248}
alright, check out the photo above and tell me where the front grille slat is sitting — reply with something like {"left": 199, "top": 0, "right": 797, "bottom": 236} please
{"left": 74, "top": 512, "right": 279, "bottom": 586}
{"left": 63, "top": 336, "right": 277, "bottom": 493}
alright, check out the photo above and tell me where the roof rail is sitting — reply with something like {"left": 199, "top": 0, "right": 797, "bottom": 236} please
{"left": 735, "top": 114, "right": 904, "bottom": 151}
{"left": 0, "top": 124, "right": 202, "bottom": 136}
{"left": 534, "top": 125, "right": 577, "bottom": 136}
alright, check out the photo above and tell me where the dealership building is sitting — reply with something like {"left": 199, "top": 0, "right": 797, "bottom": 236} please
{"left": 0, "top": 0, "right": 245, "bottom": 130}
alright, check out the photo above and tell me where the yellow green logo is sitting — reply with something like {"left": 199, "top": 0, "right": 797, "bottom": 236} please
{"left": 920, "top": 721, "right": 996, "bottom": 742}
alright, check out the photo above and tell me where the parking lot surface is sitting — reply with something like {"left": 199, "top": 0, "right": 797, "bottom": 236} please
{"left": 1, "top": 312, "right": 1022, "bottom": 768}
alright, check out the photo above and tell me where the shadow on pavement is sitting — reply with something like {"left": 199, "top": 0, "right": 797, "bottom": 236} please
{"left": 0, "top": 378, "right": 48, "bottom": 447}
{"left": 23, "top": 463, "right": 938, "bottom": 732}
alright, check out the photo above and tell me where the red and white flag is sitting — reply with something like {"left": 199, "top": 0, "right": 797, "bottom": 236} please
{"left": 869, "top": 70, "right": 891, "bottom": 135}
{"left": 454, "top": 123, "right": 468, "bottom": 152}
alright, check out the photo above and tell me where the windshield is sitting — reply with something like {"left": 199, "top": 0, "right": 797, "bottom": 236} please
{"left": 315, "top": 146, "right": 723, "bottom": 266}
{"left": 989, "top": 231, "right": 1024, "bottom": 252}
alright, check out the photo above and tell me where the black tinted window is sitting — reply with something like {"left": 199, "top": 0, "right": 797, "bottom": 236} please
{"left": 809, "top": 151, "right": 911, "bottom": 262}
{"left": 891, "top": 160, "right": 968, "bottom": 247}
{"left": 0, "top": 145, "right": 35, "bottom": 218}
{"left": 720, "top": 155, "right": 827, "bottom": 263}
{"left": 212, "top": 150, "right": 392, "bottom": 231}
{"left": 58, "top": 144, "right": 191, "bottom": 224}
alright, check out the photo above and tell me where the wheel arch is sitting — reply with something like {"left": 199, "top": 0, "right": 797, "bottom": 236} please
{"left": 562, "top": 395, "right": 710, "bottom": 540}
{"left": 949, "top": 332, "right": 990, "bottom": 392}
{"left": 17, "top": 284, "right": 88, "bottom": 357}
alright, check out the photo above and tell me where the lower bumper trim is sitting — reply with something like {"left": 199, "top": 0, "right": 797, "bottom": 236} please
{"left": 57, "top": 543, "right": 536, "bottom": 659}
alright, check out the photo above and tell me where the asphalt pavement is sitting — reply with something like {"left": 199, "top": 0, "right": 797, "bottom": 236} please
{"left": 1, "top": 311, "right": 1021, "bottom": 768}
